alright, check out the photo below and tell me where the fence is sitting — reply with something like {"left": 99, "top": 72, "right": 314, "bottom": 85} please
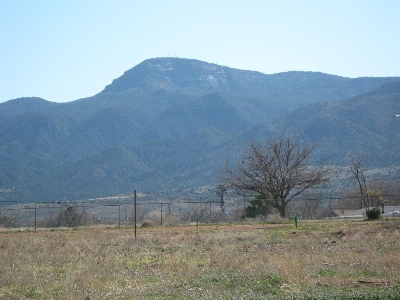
{"left": 0, "top": 193, "right": 399, "bottom": 230}
{"left": 0, "top": 197, "right": 241, "bottom": 229}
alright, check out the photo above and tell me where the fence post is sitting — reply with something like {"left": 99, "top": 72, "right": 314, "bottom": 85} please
{"left": 160, "top": 202, "right": 163, "bottom": 226}
{"left": 209, "top": 201, "right": 212, "bottom": 223}
{"left": 34, "top": 204, "right": 37, "bottom": 232}
{"left": 75, "top": 202, "right": 79, "bottom": 229}
{"left": 118, "top": 200, "right": 121, "bottom": 228}
{"left": 134, "top": 190, "right": 137, "bottom": 240}
{"left": 243, "top": 194, "right": 247, "bottom": 223}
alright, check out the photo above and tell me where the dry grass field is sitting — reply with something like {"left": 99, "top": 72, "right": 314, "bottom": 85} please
{"left": 0, "top": 219, "right": 400, "bottom": 299}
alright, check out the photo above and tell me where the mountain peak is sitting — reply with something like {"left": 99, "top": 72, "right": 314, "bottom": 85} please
{"left": 101, "top": 57, "right": 233, "bottom": 94}
{"left": 100, "top": 58, "right": 358, "bottom": 96}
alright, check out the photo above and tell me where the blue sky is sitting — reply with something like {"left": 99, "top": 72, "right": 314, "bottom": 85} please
{"left": 1, "top": 0, "right": 399, "bottom": 103}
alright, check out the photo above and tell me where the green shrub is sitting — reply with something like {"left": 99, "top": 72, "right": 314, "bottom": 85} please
{"left": 366, "top": 207, "right": 381, "bottom": 220}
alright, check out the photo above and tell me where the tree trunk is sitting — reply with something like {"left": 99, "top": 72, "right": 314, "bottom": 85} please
{"left": 277, "top": 203, "right": 287, "bottom": 218}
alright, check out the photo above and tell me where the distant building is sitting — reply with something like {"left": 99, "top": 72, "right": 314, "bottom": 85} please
{"left": 327, "top": 206, "right": 400, "bottom": 219}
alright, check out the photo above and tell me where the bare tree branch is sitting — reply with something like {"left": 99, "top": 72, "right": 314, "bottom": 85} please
{"left": 222, "top": 135, "right": 331, "bottom": 217}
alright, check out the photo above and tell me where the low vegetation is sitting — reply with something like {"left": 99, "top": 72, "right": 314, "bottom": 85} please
{"left": 0, "top": 219, "right": 399, "bottom": 299}
{"left": 366, "top": 208, "right": 382, "bottom": 220}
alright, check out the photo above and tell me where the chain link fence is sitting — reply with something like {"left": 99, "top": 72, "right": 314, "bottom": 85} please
{"left": 0, "top": 193, "right": 399, "bottom": 230}
{"left": 0, "top": 197, "right": 241, "bottom": 229}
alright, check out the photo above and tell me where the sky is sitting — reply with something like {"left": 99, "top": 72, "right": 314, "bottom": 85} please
{"left": 1, "top": 0, "right": 399, "bottom": 103}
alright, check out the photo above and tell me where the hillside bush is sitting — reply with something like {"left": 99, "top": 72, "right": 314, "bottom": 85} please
{"left": 46, "top": 206, "right": 85, "bottom": 227}
{"left": 141, "top": 219, "right": 155, "bottom": 227}
{"left": 366, "top": 207, "right": 381, "bottom": 220}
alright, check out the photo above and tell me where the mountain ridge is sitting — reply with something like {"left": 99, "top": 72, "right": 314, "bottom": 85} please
{"left": 0, "top": 57, "right": 399, "bottom": 201}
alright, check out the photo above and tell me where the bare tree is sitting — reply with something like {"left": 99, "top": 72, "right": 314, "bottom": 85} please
{"left": 368, "top": 180, "right": 400, "bottom": 206}
{"left": 216, "top": 184, "right": 227, "bottom": 213}
{"left": 348, "top": 154, "right": 370, "bottom": 210}
{"left": 184, "top": 203, "right": 210, "bottom": 225}
{"left": 340, "top": 187, "right": 384, "bottom": 211}
{"left": 222, "top": 135, "right": 331, "bottom": 218}
{"left": 293, "top": 194, "right": 324, "bottom": 219}
{"left": 338, "top": 188, "right": 363, "bottom": 210}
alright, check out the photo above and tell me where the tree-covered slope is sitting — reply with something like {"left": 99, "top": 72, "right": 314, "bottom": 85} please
{"left": 243, "top": 80, "right": 400, "bottom": 167}
{"left": 0, "top": 57, "right": 399, "bottom": 201}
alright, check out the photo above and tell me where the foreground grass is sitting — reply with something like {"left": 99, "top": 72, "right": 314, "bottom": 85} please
{"left": 0, "top": 220, "right": 399, "bottom": 299}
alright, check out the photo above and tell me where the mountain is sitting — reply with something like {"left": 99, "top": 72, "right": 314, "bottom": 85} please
{"left": 0, "top": 57, "right": 399, "bottom": 201}
{"left": 241, "top": 81, "right": 400, "bottom": 167}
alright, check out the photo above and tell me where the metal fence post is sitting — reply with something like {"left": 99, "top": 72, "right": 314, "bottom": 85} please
{"left": 209, "top": 201, "right": 212, "bottom": 223}
{"left": 75, "top": 202, "right": 79, "bottom": 229}
{"left": 243, "top": 194, "right": 247, "bottom": 223}
{"left": 160, "top": 202, "right": 163, "bottom": 226}
{"left": 118, "top": 201, "right": 121, "bottom": 228}
{"left": 134, "top": 190, "right": 137, "bottom": 240}
{"left": 34, "top": 204, "right": 37, "bottom": 232}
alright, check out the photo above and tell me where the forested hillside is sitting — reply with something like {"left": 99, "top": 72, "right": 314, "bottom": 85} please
{"left": 0, "top": 57, "right": 399, "bottom": 201}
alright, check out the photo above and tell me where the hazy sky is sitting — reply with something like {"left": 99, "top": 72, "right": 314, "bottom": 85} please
{"left": 1, "top": 0, "right": 399, "bottom": 103}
